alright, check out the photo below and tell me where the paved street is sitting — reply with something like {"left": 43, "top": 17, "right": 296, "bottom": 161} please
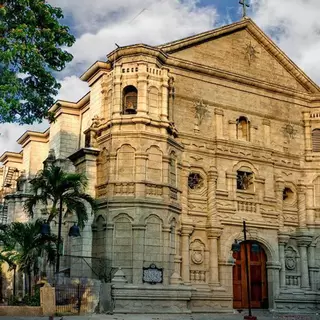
{"left": 0, "top": 311, "right": 320, "bottom": 320}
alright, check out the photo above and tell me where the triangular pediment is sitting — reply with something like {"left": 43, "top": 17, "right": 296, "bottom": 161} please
{"left": 159, "top": 19, "right": 319, "bottom": 93}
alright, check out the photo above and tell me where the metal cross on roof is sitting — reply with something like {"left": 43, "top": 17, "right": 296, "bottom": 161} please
{"left": 239, "top": 0, "right": 250, "bottom": 19}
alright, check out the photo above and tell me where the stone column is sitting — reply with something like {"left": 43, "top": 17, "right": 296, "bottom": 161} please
{"left": 297, "top": 233, "right": 312, "bottom": 289}
{"left": 308, "top": 243, "right": 318, "bottom": 291}
{"left": 297, "top": 182, "right": 307, "bottom": 228}
{"left": 275, "top": 176, "right": 285, "bottom": 230}
{"left": 207, "top": 228, "right": 222, "bottom": 287}
{"left": 306, "top": 185, "right": 315, "bottom": 226}
{"left": 215, "top": 108, "right": 224, "bottom": 139}
{"left": 303, "top": 111, "right": 312, "bottom": 161}
{"left": 132, "top": 224, "right": 145, "bottom": 284}
{"left": 137, "top": 63, "right": 148, "bottom": 116}
{"left": 263, "top": 119, "right": 271, "bottom": 147}
{"left": 180, "top": 225, "right": 194, "bottom": 285}
{"left": 278, "top": 232, "right": 290, "bottom": 289}
{"left": 113, "top": 65, "right": 122, "bottom": 116}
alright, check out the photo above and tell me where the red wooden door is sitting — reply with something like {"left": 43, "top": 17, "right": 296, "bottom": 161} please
{"left": 233, "top": 242, "right": 268, "bottom": 309}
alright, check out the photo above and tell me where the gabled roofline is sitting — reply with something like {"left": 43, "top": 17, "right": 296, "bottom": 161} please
{"left": 159, "top": 18, "right": 320, "bottom": 94}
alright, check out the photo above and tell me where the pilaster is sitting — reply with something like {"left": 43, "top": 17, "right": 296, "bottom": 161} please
{"left": 296, "top": 231, "right": 312, "bottom": 290}
{"left": 297, "top": 182, "right": 307, "bottom": 228}
{"left": 137, "top": 63, "right": 148, "bottom": 116}
{"left": 160, "top": 68, "right": 169, "bottom": 121}
{"left": 262, "top": 119, "right": 271, "bottom": 146}
{"left": 180, "top": 224, "right": 194, "bottom": 285}
{"left": 215, "top": 108, "right": 224, "bottom": 139}
{"left": 113, "top": 65, "right": 122, "bottom": 116}
{"left": 303, "top": 111, "right": 312, "bottom": 161}
{"left": 207, "top": 228, "right": 222, "bottom": 287}
{"left": 275, "top": 176, "right": 285, "bottom": 230}
{"left": 132, "top": 224, "right": 146, "bottom": 285}
{"left": 278, "top": 232, "right": 290, "bottom": 289}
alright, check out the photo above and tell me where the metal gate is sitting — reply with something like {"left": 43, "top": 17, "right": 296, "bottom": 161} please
{"left": 55, "top": 284, "right": 86, "bottom": 315}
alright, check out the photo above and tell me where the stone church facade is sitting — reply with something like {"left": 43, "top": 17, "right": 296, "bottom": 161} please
{"left": 1, "top": 18, "right": 320, "bottom": 313}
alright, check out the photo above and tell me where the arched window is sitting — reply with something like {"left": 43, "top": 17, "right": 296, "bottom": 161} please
{"left": 237, "top": 167, "right": 254, "bottom": 191}
{"left": 312, "top": 129, "right": 320, "bottom": 152}
{"left": 237, "top": 116, "right": 250, "bottom": 141}
{"left": 123, "top": 85, "right": 138, "bottom": 114}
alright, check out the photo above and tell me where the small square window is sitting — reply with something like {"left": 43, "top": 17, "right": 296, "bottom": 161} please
{"left": 237, "top": 170, "right": 253, "bottom": 191}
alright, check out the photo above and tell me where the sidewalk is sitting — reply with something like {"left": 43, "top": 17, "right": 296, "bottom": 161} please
{"left": 0, "top": 311, "right": 319, "bottom": 320}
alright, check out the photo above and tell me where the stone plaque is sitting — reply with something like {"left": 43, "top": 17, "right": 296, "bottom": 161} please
{"left": 143, "top": 264, "right": 163, "bottom": 284}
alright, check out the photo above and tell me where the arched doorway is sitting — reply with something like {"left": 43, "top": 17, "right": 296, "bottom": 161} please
{"left": 233, "top": 241, "right": 268, "bottom": 309}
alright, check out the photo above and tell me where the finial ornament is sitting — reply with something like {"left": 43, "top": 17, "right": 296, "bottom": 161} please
{"left": 239, "top": 0, "right": 250, "bottom": 19}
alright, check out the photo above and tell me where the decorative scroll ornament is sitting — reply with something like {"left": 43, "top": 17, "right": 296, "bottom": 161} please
{"left": 245, "top": 41, "right": 258, "bottom": 66}
{"left": 282, "top": 123, "right": 297, "bottom": 140}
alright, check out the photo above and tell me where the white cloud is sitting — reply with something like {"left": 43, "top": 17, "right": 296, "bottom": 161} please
{"left": 0, "top": 122, "right": 49, "bottom": 157}
{"left": 54, "top": 0, "right": 219, "bottom": 73}
{"left": 4, "top": 0, "right": 218, "bottom": 157}
{"left": 250, "top": 0, "right": 320, "bottom": 83}
{"left": 56, "top": 76, "right": 89, "bottom": 102}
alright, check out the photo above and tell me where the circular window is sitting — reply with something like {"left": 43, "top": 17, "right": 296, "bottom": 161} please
{"left": 188, "top": 173, "right": 204, "bottom": 190}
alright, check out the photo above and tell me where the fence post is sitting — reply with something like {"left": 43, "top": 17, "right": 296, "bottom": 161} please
{"left": 40, "top": 283, "right": 56, "bottom": 316}
{"left": 77, "top": 283, "right": 81, "bottom": 315}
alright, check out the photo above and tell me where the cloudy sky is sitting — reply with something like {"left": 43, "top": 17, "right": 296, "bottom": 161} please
{"left": 1, "top": 0, "right": 320, "bottom": 157}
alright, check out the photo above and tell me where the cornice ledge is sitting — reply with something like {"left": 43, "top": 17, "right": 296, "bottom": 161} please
{"left": 68, "top": 147, "right": 100, "bottom": 163}
{"left": 80, "top": 61, "right": 112, "bottom": 82}
{"left": 107, "top": 44, "right": 168, "bottom": 64}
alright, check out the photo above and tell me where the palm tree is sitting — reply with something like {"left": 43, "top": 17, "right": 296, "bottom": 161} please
{"left": 0, "top": 221, "right": 57, "bottom": 296}
{"left": 24, "top": 164, "right": 96, "bottom": 273}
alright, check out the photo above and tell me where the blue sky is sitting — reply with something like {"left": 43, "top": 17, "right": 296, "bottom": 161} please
{"left": 2, "top": 0, "right": 320, "bottom": 156}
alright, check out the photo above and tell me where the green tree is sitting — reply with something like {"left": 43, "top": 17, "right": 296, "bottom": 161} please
{"left": 25, "top": 164, "right": 96, "bottom": 229}
{"left": 0, "top": 220, "right": 57, "bottom": 295}
{"left": 0, "top": 0, "right": 75, "bottom": 124}
{"left": 24, "top": 164, "right": 96, "bottom": 274}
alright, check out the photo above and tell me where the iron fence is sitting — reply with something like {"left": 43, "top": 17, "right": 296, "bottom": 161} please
{"left": 55, "top": 283, "right": 92, "bottom": 315}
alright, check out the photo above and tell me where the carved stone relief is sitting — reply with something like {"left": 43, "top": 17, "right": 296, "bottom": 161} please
{"left": 190, "top": 239, "right": 205, "bottom": 265}
{"left": 194, "top": 100, "right": 209, "bottom": 132}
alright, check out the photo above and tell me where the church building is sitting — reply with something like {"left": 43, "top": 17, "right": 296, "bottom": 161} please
{"left": 1, "top": 18, "right": 320, "bottom": 313}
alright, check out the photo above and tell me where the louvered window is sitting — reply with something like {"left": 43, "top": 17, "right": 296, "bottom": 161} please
{"left": 312, "top": 129, "right": 320, "bottom": 152}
